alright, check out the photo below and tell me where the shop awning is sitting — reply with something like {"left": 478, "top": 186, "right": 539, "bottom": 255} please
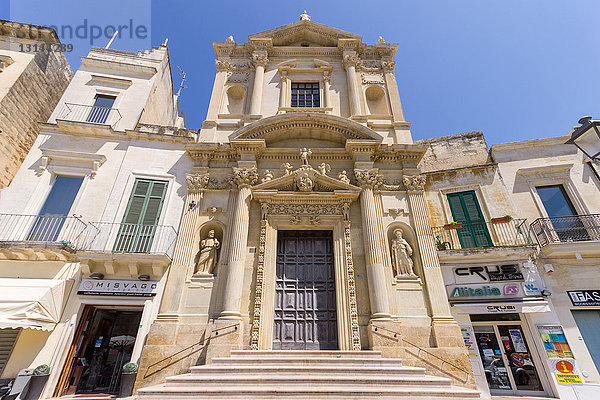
{"left": 451, "top": 300, "right": 551, "bottom": 314}
{"left": 0, "top": 278, "right": 72, "bottom": 331}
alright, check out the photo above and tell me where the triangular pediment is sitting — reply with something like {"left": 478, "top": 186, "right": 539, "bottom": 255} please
{"left": 249, "top": 20, "right": 361, "bottom": 47}
{"left": 254, "top": 164, "right": 360, "bottom": 193}
{"left": 231, "top": 114, "right": 382, "bottom": 145}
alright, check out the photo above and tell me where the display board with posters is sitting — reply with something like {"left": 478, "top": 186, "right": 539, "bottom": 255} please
{"left": 537, "top": 325, "right": 583, "bottom": 384}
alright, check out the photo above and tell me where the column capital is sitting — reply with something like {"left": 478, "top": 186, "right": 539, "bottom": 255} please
{"left": 215, "top": 58, "right": 232, "bottom": 72}
{"left": 323, "top": 70, "right": 331, "bottom": 83}
{"left": 355, "top": 168, "right": 383, "bottom": 189}
{"left": 343, "top": 53, "right": 361, "bottom": 69}
{"left": 186, "top": 173, "right": 210, "bottom": 191}
{"left": 402, "top": 174, "right": 427, "bottom": 191}
{"left": 251, "top": 51, "right": 269, "bottom": 69}
{"left": 232, "top": 167, "right": 258, "bottom": 188}
{"left": 381, "top": 59, "right": 396, "bottom": 72}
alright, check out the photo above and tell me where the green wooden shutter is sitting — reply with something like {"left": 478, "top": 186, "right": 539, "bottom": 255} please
{"left": 447, "top": 191, "right": 492, "bottom": 248}
{"left": 114, "top": 179, "right": 168, "bottom": 253}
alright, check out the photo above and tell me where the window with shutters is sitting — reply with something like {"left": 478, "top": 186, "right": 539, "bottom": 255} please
{"left": 113, "top": 179, "right": 168, "bottom": 253}
{"left": 447, "top": 190, "right": 493, "bottom": 248}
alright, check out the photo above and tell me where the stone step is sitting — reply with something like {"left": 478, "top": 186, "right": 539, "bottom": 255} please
{"left": 137, "top": 384, "right": 481, "bottom": 399}
{"left": 189, "top": 364, "right": 426, "bottom": 376}
{"left": 228, "top": 349, "right": 384, "bottom": 359}
{"left": 165, "top": 373, "right": 453, "bottom": 388}
{"left": 211, "top": 356, "right": 403, "bottom": 366}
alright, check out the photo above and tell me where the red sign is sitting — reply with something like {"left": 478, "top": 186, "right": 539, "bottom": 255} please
{"left": 556, "top": 360, "right": 574, "bottom": 374}
{"left": 511, "top": 353, "right": 525, "bottom": 367}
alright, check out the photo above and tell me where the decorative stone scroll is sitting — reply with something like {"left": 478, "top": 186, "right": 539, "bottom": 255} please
{"left": 381, "top": 59, "right": 396, "bottom": 72}
{"left": 402, "top": 174, "right": 427, "bottom": 191}
{"left": 186, "top": 173, "right": 210, "bottom": 191}
{"left": 266, "top": 203, "right": 342, "bottom": 216}
{"left": 354, "top": 168, "right": 383, "bottom": 189}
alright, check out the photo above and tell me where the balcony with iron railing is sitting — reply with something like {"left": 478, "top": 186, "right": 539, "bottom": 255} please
{"left": 78, "top": 222, "right": 177, "bottom": 259}
{"left": 530, "top": 214, "right": 600, "bottom": 253}
{"left": 431, "top": 218, "right": 534, "bottom": 254}
{"left": 57, "top": 103, "right": 122, "bottom": 127}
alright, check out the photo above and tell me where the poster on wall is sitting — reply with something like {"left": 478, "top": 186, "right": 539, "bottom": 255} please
{"left": 508, "top": 329, "right": 527, "bottom": 353}
{"left": 460, "top": 326, "right": 477, "bottom": 355}
{"left": 537, "top": 325, "right": 574, "bottom": 359}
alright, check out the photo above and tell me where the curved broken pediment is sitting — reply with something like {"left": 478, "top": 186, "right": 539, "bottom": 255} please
{"left": 254, "top": 164, "right": 360, "bottom": 193}
{"left": 230, "top": 113, "right": 382, "bottom": 146}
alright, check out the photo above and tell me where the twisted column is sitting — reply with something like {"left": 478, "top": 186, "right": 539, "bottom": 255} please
{"left": 249, "top": 51, "right": 268, "bottom": 116}
{"left": 220, "top": 167, "right": 258, "bottom": 319}
{"left": 355, "top": 169, "right": 391, "bottom": 320}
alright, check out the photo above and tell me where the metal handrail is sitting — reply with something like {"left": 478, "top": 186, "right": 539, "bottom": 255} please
{"left": 431, "top": 218, "right": 533, "bottom": 250}
{"left": 530, "top": 214, "right": 600, "bottom": 246}
{"left": 0, "top": 213, "right": 88, "bottom": 247}
{"left": 143, "top": 323, "right": 239, "bottom": 379}
{"left": 58, "top": 103, "right": 122, "bottom": 127}
{"left": 371, "top": 325, "right": 470, "bottom": 381}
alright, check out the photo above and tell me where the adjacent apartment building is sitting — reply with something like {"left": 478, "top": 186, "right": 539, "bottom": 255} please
{"left": 0, "top": 20, "right": 72, "bottom": 188}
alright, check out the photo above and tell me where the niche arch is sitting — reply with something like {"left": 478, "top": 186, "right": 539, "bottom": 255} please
{"left": 386, "top": 222, "right": 422, "bottom": 278}
{"left": 364, "top": 85, "right": 389, "bottom": 116}
{"left": 193, "top": 220, "right": 225, "bottom": 276}
{"left": 222, "top": 85, "right": 246, "bottom": 115}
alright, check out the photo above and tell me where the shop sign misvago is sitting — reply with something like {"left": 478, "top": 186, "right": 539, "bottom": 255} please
{"left": 78, "top": 278, "right": 159, "bottom": 297}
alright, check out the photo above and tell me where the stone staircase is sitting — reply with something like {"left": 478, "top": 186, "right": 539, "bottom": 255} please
{"left": 136, "top": 350, "right": 481, "bottom": 399}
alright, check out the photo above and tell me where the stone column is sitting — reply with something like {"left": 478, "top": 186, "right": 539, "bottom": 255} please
{"left": 355, "top": 169, "right": 391, "bottom": 320}
{"left": 403, "top": 175, "right": 463, "bottom": 346}
{"left": 205, "top": 60, "right": 231, "bottom": 121}
{"left": 219, "top": 167, "right": 258, "bottom": 319}
{"left": 323, "top": 70, "right": 331, "bottom": 111}
{"left": 278, "top": 70, "right": 288, "bottom": 112}
{"left": 381, "top": 59, "right": 405, "bottom": 122}
{"left": 343, "top": 52, "right": 361, "bottom": 116}
{"left": 249, "top": 51, "right": 268, "bottom": 116}
{"left": 159, "top": 173, "right": 209, "bottom": 314}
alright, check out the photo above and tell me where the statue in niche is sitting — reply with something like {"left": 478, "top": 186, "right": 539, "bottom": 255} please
{"left": 194, "top": 229, "right": 220, "bottom": 275}
{"left": 390, "top": 228, "right": 416, "bottom": 277}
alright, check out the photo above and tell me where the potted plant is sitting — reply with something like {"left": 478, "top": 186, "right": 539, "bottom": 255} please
{"left": 119, "top": 362, "right": 138, "bottom": 398}
{"left": 435, "top": 235, "right": 452, "bottom": 250}
{"left": 443, "top": 221, "right": 463, "bottom": 230}
{"left": 23, "top": 364, "right": 50, "bottom": 400}
{"left": 491, "top": 215, "right": 513, "bottom": 224}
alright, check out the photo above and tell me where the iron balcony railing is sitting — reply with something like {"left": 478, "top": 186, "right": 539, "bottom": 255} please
{"left": 431, "top": 218, "right": 533, "bottom": 250}
{"left": 58, "top": 103, "right": 122, "bottom": 127}
{"left": 530, "top": 214, "right": 600, "bottom": 247}
{"left": 0, "top": 213, "right": 88, "bottom": 247}
{"left": 78, "top": 222, "right": 177, "bottom": 258}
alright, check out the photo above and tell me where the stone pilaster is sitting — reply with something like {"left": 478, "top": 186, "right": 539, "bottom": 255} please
{"left": 159, "top": 173, "right": 209, "bottom": 314}
{"left": 381, "top": 59, "right": 405, "bottom": 122}
{"left": 323, "top": 70, "right": 331, "bottom": 111}
{"left": 355, "top": 168, "right": 391, "bottom": 320}
{"left": 278, "top": 70, "right": 288, "bottom": 111}
{"left": 343, "top": 52, "right": 361, "bottom": 116}
{"left": 219, "top": 167, "right": 258, "bottom": 319}
{"left": 249, "top": 51, "right": 268, "bottom": 116}
{"left": 403, "top": 175, "right": 463, "bottom": 347}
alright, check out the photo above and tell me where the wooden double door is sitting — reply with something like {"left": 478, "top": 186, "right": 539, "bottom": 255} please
{"left": 273, "top": 230, "right": 338, "bottom": 350}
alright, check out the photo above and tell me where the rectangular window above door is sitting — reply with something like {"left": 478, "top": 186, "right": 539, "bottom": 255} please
{"left": 87, "top": 94, "right": 116, "bottom": 124}
{"left": 291, "top": 82, "right": 320, "bottom": 107}
{"left": 447, "top": 190, "right": 493, "bottom": 248}
{"left": 28, "top": 176, "right": 84, "bottom": 242}
{"left": 113, "top": 179, "right": 168, "bottom": 253}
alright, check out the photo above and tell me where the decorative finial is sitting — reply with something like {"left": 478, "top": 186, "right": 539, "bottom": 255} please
{"left": 376, "top": 36, "right": 385, "bottom": 44}
{"left": 226, "top": 35, "right": 235, "bottom": 44}
{"left": 300, "top": 10, "right": 311, "bottom": 21}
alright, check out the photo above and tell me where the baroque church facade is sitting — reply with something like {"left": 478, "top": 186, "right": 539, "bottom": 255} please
{"left": 136, "top": 11, "right": 476, "bottom": 394}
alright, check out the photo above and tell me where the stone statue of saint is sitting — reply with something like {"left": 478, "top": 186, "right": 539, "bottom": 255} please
{"left": 194, "top": 229, "right": 220, "bottom": 275}
{"left": 300, "top": 148, "right": 312, "bottom": 165}
{"left": 390, "top": 228, "right": 415, "bottom": 276}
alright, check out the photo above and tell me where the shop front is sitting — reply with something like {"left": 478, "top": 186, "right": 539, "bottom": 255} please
{"left": 443, "top": 262, "right": 562, "bottom": 398}
{"left": 53, "top": 278, "right": 159, "bottom": 397}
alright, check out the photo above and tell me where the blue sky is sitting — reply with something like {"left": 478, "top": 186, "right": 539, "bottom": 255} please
{"left": 3, "top": 1, "right": 599, "bottom": 145}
